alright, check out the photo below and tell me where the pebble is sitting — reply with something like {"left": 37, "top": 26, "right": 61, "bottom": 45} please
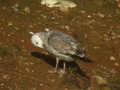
{"left": 41, "top": 0, "right": 77, "bottom": 11}
{"left": 24, "top": 6, "right": 30, "bottom": 14}
{"left": 25, "top": 67, "right": 30, "bottom": 72}
{"left": 87, "top": 15, "right": 92, "bottom": 18}
{"left": 80, "top": 10, "right": 86, "bottom": 14}
{"left": 93, "top": 75, "right": 107, "bottom": 85}
{"left": 21, "top": 40, "right": 25, "bottom": 43}
{"left": 8, "top": 22, "right": 13, "bottom": 27}
{"left": 64, "top": 87, "right": 69, "bottom": 90}
{"left": 3, "top": 74, "right": 9, "bottom": 80}
{"left": 93, "top": 46, "right": 100, "bottom": 49}
{"left": 0, "top": 83, "right": 4, "bottom": 86}
{"left": 115, "top": 0, "right": 119, "bottom": 2}
{"left": 51, "top": 79, "right": 55, "bottom": 82}
{"left": 0, "top": 56, "right": 2, "bottom": 60}
{"left": 64, "top": 25, "right": 70, "bottom": 31}
{"left": 12, "top": 3, "right": 19, "bottom": 12}
{"left": 97, "top": 12, "right": 104, "bottom": 18}
{"left": 2, "top": 6, "right": 7, "bottom": 10}
{"left": 31, "top": 70, "right": 34, "bottom": 72}
{"left": 110, "top": 56, "right": 116, "bottom": 61}
{"left": 40, "top": 83, "right": 44, "bottom": 86}
{"left": 29, "top": 25, "right": 34, "bottom": 28}
{"left": 117, "top": 35, "right": 120, "bottom": 38}
{"left": 114, "top": 62, "right": 119, "bottom": 66}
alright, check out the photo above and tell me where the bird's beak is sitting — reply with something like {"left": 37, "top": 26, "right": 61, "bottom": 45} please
{"left": 29, "top": 32, "right": 34, "bottom": 35}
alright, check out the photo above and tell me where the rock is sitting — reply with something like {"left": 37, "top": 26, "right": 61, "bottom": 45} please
{"left": 41, "top": 0, "right": 77, "bottom": 11}
{"left": 24, "top": 6, "right": 31, "bottom": 14}
{"left": 97, "top": 12, "right": 104, "bottom": 18}
{"left": 93, "top": 75, "right": 107, "bottom": 85}
{"left": 110, "top": 56, "right": 116, "bottom": 61}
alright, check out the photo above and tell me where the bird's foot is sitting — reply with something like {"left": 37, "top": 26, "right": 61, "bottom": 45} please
{"left": 48, "top": 69, "right": 66, "bottom": 77}
{"left": 58, "top": 69, "right": 66, "bottom": 77}
{"left": 48, "top": 69, "right": 57, "bottom": 73}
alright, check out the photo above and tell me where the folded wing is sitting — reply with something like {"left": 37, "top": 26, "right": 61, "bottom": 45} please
{"left": 48, "top": 31, "right": 78, "bottom": 55}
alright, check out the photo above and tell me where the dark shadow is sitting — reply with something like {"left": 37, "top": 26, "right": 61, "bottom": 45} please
{"left": 67, "top": 61, "right": 90, "bottom": 79}
{"left": 31, "top": 52, "right": 56, "bottom": 67}
{"left": 79, "top": 56, "right": 94, "bottom": 63}
{"left": 31, "top": 51, "right": 91, "bottom": 89}
{"left": 31, "top": 51, "right": 90, "bottom": 79}
{"left": 66, "top": 54, "right": 94, "bottom": 63}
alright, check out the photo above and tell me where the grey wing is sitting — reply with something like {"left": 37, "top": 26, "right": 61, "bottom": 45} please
{"left": 48, "top": 31, "right": 78, "bottom": 55}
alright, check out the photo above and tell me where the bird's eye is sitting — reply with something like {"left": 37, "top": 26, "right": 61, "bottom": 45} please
{"left": 36, "top": 42, "right": 39, "bottom": 44}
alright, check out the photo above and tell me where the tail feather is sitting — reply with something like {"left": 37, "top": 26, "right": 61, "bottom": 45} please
{"left": 65, "top": 48, "right": 86, "bottom": 58}
{"left": 76, "top": 48, "right": 86, "bottom": 58}
{"left": 76, "top": 48, "right": 93, "bottom": 62}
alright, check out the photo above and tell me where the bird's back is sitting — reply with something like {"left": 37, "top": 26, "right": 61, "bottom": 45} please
{"left": 44, "top": 30, "right": 79, "bottom": 61}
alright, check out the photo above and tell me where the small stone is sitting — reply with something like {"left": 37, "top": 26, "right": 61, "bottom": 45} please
{"left": 12, "top": 3, "right": 19, "bottom": 12}
{"left": 3, "top": 74, "right": 8, "bottom": 80}
{"left": 25, "top": 67, "right": 30, "bottom": 72}
{"left": 2, "top": 6, "right": 7, "bottom": 10}
{"left": 97, "top": 12, "right": 104, "bottom": 18}
{"left": 51, "top": 79, "right": 55, "bottom": 82}
{"left": 8, "top": 22, "right": 13, "bottom": 26}
{"left": 88, "top": 15, "right": 92, "bottom": 18}
{"left": 64, "top": 87, "right": 69, "bottom": 90}
{"left": 14, "top": 3, "right": 19, "bottom": 8}
{"left": 51, "top": 17, "right": 55, "bottom": 20}
{"left": 40, "top": 83, "right": 44, "bottom": 86}
{"left": 29, "top": 25, "right": 34, "bottom": 28}
{"left": 0, "top": 57, "right": 2, "bottom": 60}
{"left": 21, "top": 40, "right": 25, "bottom": 43}
{"left": 80, "top": 10, "right": 86, "bottom": 14}
{"left": 31, "top": 70, "right": 34, "bottom": 72}
{"left": 0, "top": 83, "right": 4, "bottom": 86}
{"left": 24, "top": 6, "right": 30, "bottom": 14}
{"left": 64, "top": 25, "right": 70, "bottom": 30}
{"left": 117, "top": 35, "right": 120, "bottom": 38}
{"left": 114, "top": 62, "right": 119, "bottom": 66}
{"left": 30, "top": 62, "right": 34, "bottom": 65}
{"left": 110, "top": 56, "right": 116, "bottom": 61}
{"left": 41, "top": 0, "right": 77, "bottom": 11}
{"left": 115, "top": 0, "right": 119, "bottom": 2}
{"left": 8, "top": 34, "right": 11, "bottom": 36}
{"left": 93, "top": 46, "right": 100, "bottom": 49}
{"left": 93, "top": 75, "right": 107, "bottom": 85}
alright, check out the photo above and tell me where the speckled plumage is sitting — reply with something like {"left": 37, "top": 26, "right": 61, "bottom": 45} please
{"left": 30, "top": 29, "right": 86, "bottom": 74}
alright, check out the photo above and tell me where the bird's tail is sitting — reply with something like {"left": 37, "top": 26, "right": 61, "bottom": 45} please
{"left": 65, "top": 48, "right": 93, "bottom": 62}
{"left": 75, "top": 48, "right": 93, "bottom": 62}
{"left": 76, "top": 48, "right": 86, "bottom": 58}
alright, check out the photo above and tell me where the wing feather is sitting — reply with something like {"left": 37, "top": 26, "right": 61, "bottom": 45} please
{"left": 48, "top": 31, "right": 78, "bottom": 55}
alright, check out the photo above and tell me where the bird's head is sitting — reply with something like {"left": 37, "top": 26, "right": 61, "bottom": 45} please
{"left": 29, "top": 32, "right": 44, "bottom": 48}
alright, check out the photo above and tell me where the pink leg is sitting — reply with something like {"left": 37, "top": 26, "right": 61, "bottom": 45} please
{"left": 58, "top": 62, "right": 66, "bottom": 77}
{"left": 48, "top": 57, "right": 59, "bottom": 73}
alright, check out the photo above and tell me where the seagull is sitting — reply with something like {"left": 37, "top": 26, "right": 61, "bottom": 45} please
{"left": 29, "top": 29, "right": 86, "bottom": 75}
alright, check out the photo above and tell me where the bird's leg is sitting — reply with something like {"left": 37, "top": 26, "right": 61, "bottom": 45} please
{"left": 63, "top": 62, "right": 66, "bottom": 73}
{"left": 55, "top": 57, "right": 59, "bottom": 72}
{"left": 48, "top": 57, "right": 59, "bottom": 73}
{"left": 58, "top": 62, "right": 66, "bottom": 77}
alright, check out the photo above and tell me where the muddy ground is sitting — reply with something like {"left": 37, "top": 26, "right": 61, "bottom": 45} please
{"left": 0, "top": 0, "right": 120, "bottom": 90}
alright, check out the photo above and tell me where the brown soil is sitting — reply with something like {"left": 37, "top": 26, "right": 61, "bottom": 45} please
{"left": 0, "top": 0, "right": 120, "bottom": 90}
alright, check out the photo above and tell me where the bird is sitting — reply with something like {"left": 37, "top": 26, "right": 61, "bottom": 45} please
{"left": 29, "top": 29, "right": 86, "bottom": 75}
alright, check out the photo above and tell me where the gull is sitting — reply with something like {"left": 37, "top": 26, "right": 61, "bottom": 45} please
{"left": 30, "top": 29, "right": 86, "bottom": 75}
